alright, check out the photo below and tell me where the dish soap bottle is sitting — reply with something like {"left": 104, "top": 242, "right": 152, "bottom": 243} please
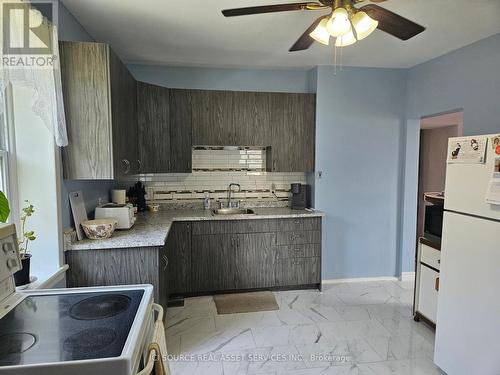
{"left": 203, "top": 192, "right": 211, "bottom": 210}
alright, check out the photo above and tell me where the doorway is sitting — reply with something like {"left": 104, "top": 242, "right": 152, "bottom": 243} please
{"left": 416, "top": 111, "right": 463, "bottom": 238}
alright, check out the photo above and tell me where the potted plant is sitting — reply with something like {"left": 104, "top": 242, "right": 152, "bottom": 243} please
{"left": 15, "top": 201, "right": 36, "bottom": 286}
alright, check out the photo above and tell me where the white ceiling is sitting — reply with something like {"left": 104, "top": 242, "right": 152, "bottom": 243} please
{"left": 61, "top": 0, "right": 500, "bottom": 69}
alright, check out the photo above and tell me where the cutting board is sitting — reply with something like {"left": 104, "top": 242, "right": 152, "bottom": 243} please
{"left": 69, "top": 191, "right": 88, "bottom": 241}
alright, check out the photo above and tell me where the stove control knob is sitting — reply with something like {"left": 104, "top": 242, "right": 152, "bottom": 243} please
{"left": 2, "top": 242, "right": 14, "bottom": 254}
{"left": 6, "top": 258, "right": 18, "bottom": 270}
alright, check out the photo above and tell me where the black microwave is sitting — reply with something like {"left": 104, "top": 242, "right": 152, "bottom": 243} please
{"left": 424, "top": 205, "right": 444, "bottom": 238}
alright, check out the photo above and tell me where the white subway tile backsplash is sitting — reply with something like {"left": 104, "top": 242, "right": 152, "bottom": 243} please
{"left": 138, "top": 147, "right": 307, "bottom": 203}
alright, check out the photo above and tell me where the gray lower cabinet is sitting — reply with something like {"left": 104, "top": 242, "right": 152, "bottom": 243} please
{"left": 65, "top": 245, "right": 169, "bottom": 309}
{"left": 191, "top": 234, "right": 235, "bottom": 292}
{"left": 66, "top": 217, "right": 321, "bottom": 304}
{"left": 60, "top": 41, "right": 138, "bottom": 179}
{"left": 185, "top": 217, "right": 321, "bottom": 295}
{"left": 233, "top": 232, "right": 277, "bottom": 289}
{"left": 165, "top": 221, "right": 192, "bottom": 295}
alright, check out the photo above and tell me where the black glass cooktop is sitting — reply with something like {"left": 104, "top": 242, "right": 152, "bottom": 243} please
{"left": 0, "top": 289, "right": 144, "bottom": 367}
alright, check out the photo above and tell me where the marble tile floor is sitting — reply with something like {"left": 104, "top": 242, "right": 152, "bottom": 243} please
{"left": 165, "top": 280, "right": 444, "bottom": 375}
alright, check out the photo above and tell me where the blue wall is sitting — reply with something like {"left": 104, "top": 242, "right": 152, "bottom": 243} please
{"left": 128, "top": 64, "right": 316, "bottom": 93}
{"left": 407, "top": 33, "right": 500, "bottom": 136}
{"left": 399, "top": 33, "right": 500, "bottom": 273}
{"left": 314, "top": 66, "right": 408, "bottom": 279}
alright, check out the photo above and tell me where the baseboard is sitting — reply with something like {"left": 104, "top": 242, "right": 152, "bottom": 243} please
{"left": 399, "top": 272, "right": 416, "bottom": 282}
{"left": 322, "top": 276, "right": 399, "bottom": 284}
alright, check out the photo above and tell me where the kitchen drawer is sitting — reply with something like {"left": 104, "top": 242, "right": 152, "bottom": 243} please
{"left": 420, "top": 243, "right": 440, "bottom": 270}
{"left": 417, "top": 264, "right": 439, "bottom": 323}
{"left": 275, "top": 244, "right": 321, "bottom": 259}
{"left": 275, "top": 257, "right": 320, "bottom": 286}
{"left": 192, "top": 219, "right": 275, "bottom": 235}
{"left": 276, "top": 217, "right": 320, "bottom": 232}
{"left": 276, "top": 231, "right": 321, "bottom": 245}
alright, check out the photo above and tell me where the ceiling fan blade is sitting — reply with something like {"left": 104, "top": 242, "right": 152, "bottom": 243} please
{"left": 222, "top": 3, "right": 322, "bottom": 17}
{"left": 289, "top": 15, "right": 328, "bottom": 52}
{"left": 360, "top": 4, "right": 425, "bottom": 40}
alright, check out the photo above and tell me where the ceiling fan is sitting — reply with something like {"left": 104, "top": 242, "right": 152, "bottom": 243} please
{"left": 221, "top": 0, "right": 425, "bottom": 51}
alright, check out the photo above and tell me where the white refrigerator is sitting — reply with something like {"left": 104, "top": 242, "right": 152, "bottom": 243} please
{"left": 434, "top": 134, "right": 500, "bottom": 375}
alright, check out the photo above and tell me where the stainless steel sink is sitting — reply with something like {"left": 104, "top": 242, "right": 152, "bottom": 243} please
{"left": 212, "top": 208, "right": 255, "bottom": 215}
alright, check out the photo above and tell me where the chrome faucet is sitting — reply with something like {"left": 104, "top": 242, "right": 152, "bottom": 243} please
{"left": 227, "top": 183, "right": 241, "bottom": 208}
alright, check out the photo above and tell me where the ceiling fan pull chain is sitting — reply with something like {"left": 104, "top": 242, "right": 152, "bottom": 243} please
{"left": 333, "top": 44, "right": 337, "bottom": 75}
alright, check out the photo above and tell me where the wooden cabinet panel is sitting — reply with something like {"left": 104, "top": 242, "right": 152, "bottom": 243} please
{"left": 232, "top": 91, "right": 272, "bottom": 146}
{"left": 65, "top": 247, "right": 166, "bottom": 307}
{"left": 270, "top": 92, "right": 315, "bottom": 172}
{"left": 275, "top": 244, "right": 321, "bottom": 259}
{"left": 191, "top": 234, "right": 235, "bottom": 292}
{"left": 110, "top": 49, "right": 138, "bottom": 177}
{"left": 169, "top": 89, "right": 193, "bottom": 172}
{"left": 192, "top": 219, "right": 277, "bottom": 235}
{"left": 60, "top": 41, "right": 139, "bottom": 179}
{"left": 192, "top": 90, "right": 234, "bottom": 145}
{"left": 60, "top": 42, "right": 113, "bottom": 179}
{"left": 277, "top": 218, "right": 321, "bottom": 232}
{"left": 275, "top": 257, "right": 321, "bottom": 286}
{"left": 276, "top": 230, "right": 321, "bottom": 245}
{"left": 165, "top": 222, "right": 192, "bottom": 295}
{"left": 233, "top": 233, "right": 276, "bottom": 289}
{"left": 137, "top": 82, "right": 170, "bottom": 173}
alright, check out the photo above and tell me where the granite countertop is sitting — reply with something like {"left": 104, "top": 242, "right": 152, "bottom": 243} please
{"left": 66, "top": 207, "right": 325, "bottom": 251}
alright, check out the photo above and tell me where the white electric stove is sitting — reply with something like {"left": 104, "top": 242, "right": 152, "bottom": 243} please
{"left": 0, "top": 224, "right": 156, "bottom": 375}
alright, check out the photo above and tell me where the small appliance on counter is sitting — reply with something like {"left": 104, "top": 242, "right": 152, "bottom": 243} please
{"left": 95, "top": 203, "right": 136, "bottom": 229}
{"left": 128, "top": 182, "right": 147, "bottom": 212}
{"left": 291, "top": 183, "right": 311, "bottom": 210}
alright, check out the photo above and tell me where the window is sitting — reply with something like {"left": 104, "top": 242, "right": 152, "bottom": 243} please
{"left": 0, "top": 86, "right": 19, "bottom": 225}
{"left": 0, "top": 111, "right": 10, "bottom": 200}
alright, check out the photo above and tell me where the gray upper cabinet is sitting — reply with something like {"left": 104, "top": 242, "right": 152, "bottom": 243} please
{"left": 232, "top": 91, "right": 272, "bottom": 146}
{"left": 169, "top": 89, "right": 193, "bottom": 173}
{"left": 191, "top": 90, "right": 234, "bottom": 145}
{"left": 137, "top": 85, "right": 193, "bottom": 173}
{"left": 60, "top": 41, "right": 138, "bottom": 179}
{"left": 271, "top": 93, "right": 316, "bottom": 172}
{"left": 190, "top": 89, "right": 315, "bottom": 172}
{"left": 137, "top": 82, "right": 171, "bottom": 173}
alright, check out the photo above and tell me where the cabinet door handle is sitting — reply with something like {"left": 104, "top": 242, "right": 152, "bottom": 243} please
{"left": 162, "top": 255, "right": 169, "bottom": 270}
{"left": 435, "top": 277, "right": 440, "bottom": 291}
{"left": 137, "top": 159, "right": 142, "bottom": 173}
{"left": 122, "top": 159, "right": 131, "bottom": 174}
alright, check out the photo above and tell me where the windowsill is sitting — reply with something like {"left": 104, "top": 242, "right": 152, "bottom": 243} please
{"left": 16, "top": 264, "right": 69, "bottom": 290}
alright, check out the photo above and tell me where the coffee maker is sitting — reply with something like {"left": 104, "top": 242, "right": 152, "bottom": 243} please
{"left": 291, "top": 183, "right": 310, "bottom": 210}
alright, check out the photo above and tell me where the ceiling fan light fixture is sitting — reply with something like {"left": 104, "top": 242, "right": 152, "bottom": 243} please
{"left": 335, "top": 29, "right": 357, "bottom": 47}
{"left": 309, "top": 18, "right": 330, "bottom": 45}
{"left": 326, "top": 7, "right": 351, "bottom": 37}
{"left": 351, "top": 11, "right": 378, "bottom": 40}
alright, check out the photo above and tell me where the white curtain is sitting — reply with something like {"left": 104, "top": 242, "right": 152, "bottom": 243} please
{"left": 0, "top": 0, "right": 68, "bottom": 146}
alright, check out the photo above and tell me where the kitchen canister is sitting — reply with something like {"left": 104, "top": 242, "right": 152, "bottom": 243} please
{"left": 111, "top": 189, "right": 126, "bottom": 205}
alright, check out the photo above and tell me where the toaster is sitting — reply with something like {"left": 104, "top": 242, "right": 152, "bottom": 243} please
{"left": 95, "top": 203, "right": 136, "bottom": 229}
